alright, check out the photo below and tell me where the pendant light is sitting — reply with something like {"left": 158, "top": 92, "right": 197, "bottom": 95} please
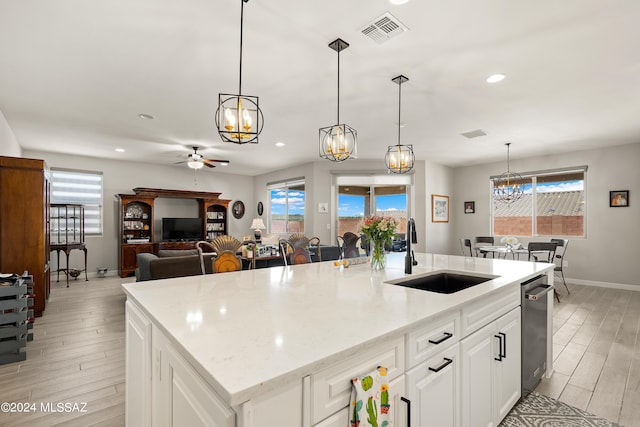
{"left": 385, "top": 75, "right": 414, "bottom": 174}
{"left": 215, "top": 0, "right": 263, "bottom": 144}
{"left": 319, "top": 38, "right": 357, "bottom": 162}
{"left": 493, "top": 142, "right": 524, "bottom": 203}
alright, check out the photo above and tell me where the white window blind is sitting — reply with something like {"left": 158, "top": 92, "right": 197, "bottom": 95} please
{"left": 50, "top": 169, "right": 103, "bottom": 235}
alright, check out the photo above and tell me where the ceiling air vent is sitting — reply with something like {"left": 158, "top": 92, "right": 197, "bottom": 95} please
{"left": 361, "top": 12, "right": 409, "bottom": 44}
{"left": 461, "top": 129, "right": 487, "bottom": 139}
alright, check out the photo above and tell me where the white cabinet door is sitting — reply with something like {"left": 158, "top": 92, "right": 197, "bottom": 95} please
{"left": 406, "top": 343, "right": 460, "bottom": 427}
{"left": 126, "top": 301, "right": 152, "bottom": 427}
{"left": 461, "top": 307, "right": 522, "bottom": 427}
{"left": 494, "top": 307, "right": 521, "bottom": 421}
{"left": 153, "top": 329, "right": 235, "bottom": 427}
{"left": 461, "top": 322, "right": 496, "bottom": 427}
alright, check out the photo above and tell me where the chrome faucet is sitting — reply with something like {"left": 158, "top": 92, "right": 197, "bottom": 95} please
{"left": 405, "top": 218, "right": 418, "bottom": 274}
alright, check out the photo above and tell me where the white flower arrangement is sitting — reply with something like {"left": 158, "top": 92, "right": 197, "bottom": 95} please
{"left": 500, "top": 236, "right": 519, "bottom": 247}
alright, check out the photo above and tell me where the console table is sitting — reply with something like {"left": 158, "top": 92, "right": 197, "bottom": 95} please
{"left": 51, "top": 243, "right": 88, "bottom": 287}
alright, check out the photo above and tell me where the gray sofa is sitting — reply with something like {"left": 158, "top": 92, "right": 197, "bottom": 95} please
{"left": 135, "top": 249, "right": 214, "bottom": 281}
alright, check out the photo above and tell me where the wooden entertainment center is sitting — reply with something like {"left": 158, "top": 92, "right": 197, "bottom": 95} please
{"left": 116, "top": 187, "right": 231, "bottom": 278}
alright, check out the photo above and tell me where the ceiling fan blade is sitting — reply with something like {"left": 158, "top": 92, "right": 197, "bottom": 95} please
{"left": 204, "top": 158, "right": 230, "bottom": 164}
{"left": 203, "top": 161, "right": 216, "bottom": 168}
{"left": 173, "top": 160, "right": 187, "bottom": 164}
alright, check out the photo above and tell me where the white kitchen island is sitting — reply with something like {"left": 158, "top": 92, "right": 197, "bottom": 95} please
{"left": 123, "top": 252, "right": 554, "bottom": 427}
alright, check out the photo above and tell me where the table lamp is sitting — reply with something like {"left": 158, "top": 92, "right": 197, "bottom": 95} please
{"left": 251, "top": 218, "right": 266, "bottom": 243}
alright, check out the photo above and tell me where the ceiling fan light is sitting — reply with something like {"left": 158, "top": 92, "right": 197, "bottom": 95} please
{"left": 188, "top": 160, "right": 204, "bottom": 169}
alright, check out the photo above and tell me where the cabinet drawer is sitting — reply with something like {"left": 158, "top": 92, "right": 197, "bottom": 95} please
{"left": 406, "top": 310, "right": 460, "bottom": 369}
{"left": 314, "top": 376, "right": 405, "bottom": 427}
{"left": 461, "top": 286, "right": 520, "bottom": 337}
{"left": 312, "top": 336, "right": 404, "bottom": 425}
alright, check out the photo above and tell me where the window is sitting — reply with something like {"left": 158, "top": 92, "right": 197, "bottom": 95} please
{"left": 268, "top": 178, "right": 305, "bottom": 233}
{"left": 491, "top": 167, "right": 586, "bottom": 237}
{"left": 50, "top": 168, "right": 103, "bottom": 235}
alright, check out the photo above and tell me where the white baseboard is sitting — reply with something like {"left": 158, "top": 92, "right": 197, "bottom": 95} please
{"left": 566, "top": 277, "right": 640, "bottom": 291}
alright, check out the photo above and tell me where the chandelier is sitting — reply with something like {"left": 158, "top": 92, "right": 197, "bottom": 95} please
{"left": 493, "top": 142, "right": 524, "bottom": 203}
{"left": 385, "top": 75, "right": 414, "bottom": 174}
{"left": 319, "top": 38, "right": 357, "bottom": 162}
{"left": 215, "top": 0, "right": 263, "bottom": 144}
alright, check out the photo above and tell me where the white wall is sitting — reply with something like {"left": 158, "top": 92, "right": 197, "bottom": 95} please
{"left": 0, "top": 110, "right": 21, "bottom": 157}
{"left": 452, "top": 142, "right": 640, "bottom": 287}
{"left": 424, "top": 159, "right": 454, "bottom": 254}
{"left": 25, "top": 150, "right": 253, "bottom": 276}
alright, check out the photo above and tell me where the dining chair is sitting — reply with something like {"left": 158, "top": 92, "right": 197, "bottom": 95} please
{"left": 210, "top": 235, "right": 243, "bottom": 273}
{"left": 459, "top": 238, "right": 474, "bottom": 257}
{"left": 527, "top": 241, "right": 560, "bottom": 302}
{"left": 281, "top": 233, "right": 321, "bottom": 265}
{"left": 474, "top": 236, "right": 495, "bottom": 257}
{"left": 550, "top": 238, "right": 570, "bottom": 294}
{"left": 337, "top": 232, "right": 361, "bottom": 259}
{"left": 527, "top": 241, "right": 558, "bottom": 263}
{"left": 196, "top": 240, "right": 216, "bottom": 275}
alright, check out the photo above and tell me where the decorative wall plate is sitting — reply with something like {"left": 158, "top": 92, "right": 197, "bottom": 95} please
{"left": 232, "top": 200, "right": 245, "bottom": 219}
{"left": 126, "top": 203, "right": 143, "bottom": 218}
{"left": 257, "top": 201, "right": 263, "bottom": 216}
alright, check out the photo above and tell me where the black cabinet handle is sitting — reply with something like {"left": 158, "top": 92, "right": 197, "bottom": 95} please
{"left": 499, "top": 332, "right": 506, "bottom": 359}
{"left": 428, "top": 331, "right": 453, "bottom": 345}
{"left": 401, "top": 396, "right": 411, "bottom": 427}
{"left": 428, "top": 357, "right": 453, "bottom": 373}
{"left": 494, "top": 334, "right": 503, "bottom": 361}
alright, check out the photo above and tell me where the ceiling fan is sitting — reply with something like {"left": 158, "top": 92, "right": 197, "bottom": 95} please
{"left": 174, "top": 147, "right": 230, "bottom": 169}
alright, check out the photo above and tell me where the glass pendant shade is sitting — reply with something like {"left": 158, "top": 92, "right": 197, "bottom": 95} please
{"left": 216, "top": 0, "right": 263, "bottom": 145}
{"left": 385, "top": 75, "right": 415, "bottom": 174}
{"left": 493, "top": 143, "right": 524, "bottom": 203}
{"left": 319, "top": 38, "right": 357, "bottom": 162}
{"left": 216, "top": 94, "right": 263, "bottom": 144}
{"left": 385, "top": 143, "right": 415, "bottom": 173}
{"left": 319, "top": 124, "right": 357, "bottom": 162}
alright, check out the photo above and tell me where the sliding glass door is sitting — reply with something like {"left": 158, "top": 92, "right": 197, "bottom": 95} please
{"left": 337, "top": 184, "right": 408, "bottom": 239}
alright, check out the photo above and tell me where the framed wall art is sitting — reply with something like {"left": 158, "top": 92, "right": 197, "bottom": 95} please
{"left": 610, "top": 190, "right": 629, "bottom": 207}
{"left": 464, "top": 201, "right": 475, "bottom": 214}
{"left": 432, "top": 194, "right": 449, "bottom": 222}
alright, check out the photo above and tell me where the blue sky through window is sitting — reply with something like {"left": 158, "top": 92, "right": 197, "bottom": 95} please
{"left": 270, "top": 189, "right": 305, "bottom": 215}
{"left": 338, "top": 193, "right": 406, "bottom": 217}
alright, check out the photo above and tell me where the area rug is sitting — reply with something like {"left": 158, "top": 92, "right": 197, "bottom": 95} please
{"left": 500, "top": 392, "right": 621, "bottom": 427}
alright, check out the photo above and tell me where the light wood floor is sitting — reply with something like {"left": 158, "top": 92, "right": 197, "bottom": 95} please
{"left": 2, "top": 276, "right": 639, "bottom": 426}
{"left": 536, "top": 282, "right": 640, "bottom": 426}
{"left": 0, "top": 275, "right": 134, "bottom": 426}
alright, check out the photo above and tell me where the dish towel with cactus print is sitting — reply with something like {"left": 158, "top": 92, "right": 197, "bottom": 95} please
{"left": 349, "top": 366, "right": 392, "bottom": 427}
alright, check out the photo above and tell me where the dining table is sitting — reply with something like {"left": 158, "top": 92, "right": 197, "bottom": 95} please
{"left": 477, "top": 245, "right": 529, "bottom": 260}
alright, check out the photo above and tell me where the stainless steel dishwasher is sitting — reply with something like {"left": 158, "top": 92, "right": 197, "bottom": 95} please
{"left": 521, "top": 274, "right": 553, "bottom": 396}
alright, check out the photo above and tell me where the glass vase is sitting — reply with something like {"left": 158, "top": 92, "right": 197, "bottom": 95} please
{"left": 371, "top": 239, "right": 386, "bottom": 270}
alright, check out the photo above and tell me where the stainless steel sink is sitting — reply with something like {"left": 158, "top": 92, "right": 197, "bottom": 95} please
{"left": 386, "top": 271, "right": 497, "bottom": 294}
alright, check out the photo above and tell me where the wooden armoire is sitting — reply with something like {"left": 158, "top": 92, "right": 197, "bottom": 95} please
{"left": 0, "top": 156, "right": 50, "bottom": 316}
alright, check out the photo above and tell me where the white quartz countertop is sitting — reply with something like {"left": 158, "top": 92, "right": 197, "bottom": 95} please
{"left": 122, "top": 252, "right": 553, "bottom": 406}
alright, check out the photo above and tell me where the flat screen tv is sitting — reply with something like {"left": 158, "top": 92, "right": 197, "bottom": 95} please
{"left": 162, "top": 217, "right": 203, "bottom": 241}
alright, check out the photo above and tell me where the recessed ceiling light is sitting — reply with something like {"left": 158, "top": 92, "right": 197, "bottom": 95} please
{"left": 486, "top": 74, "right": 506, "bottom": 83}
{"left": 219, "top": 162, "right": 229, "bottom": 166}
{"left": 115, "top": 148, "right": 125, "bottom": 152}
{"left": 138, "top": 113, "right": 154, "bottom": 120}
{"left": 389, "top": 0, "right": 409, "bottom": 4}
{"left": 275, "top": 142, "right": 285, "bottom": 147}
